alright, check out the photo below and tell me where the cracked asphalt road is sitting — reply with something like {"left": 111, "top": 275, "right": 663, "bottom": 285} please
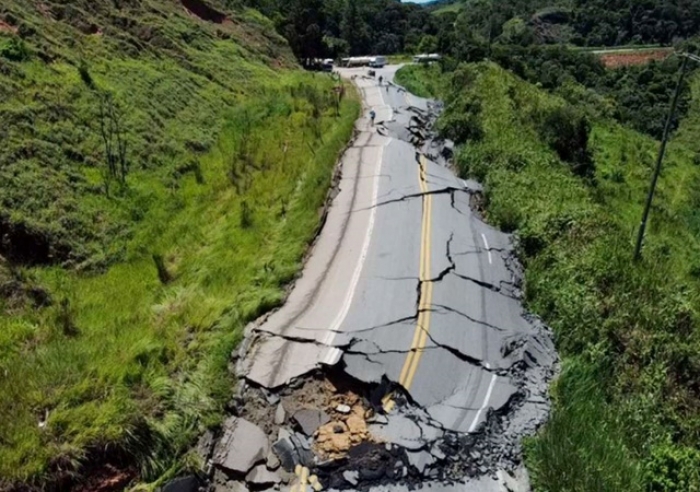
{"left": 224, "top": 66, "right": 557, "bottom": 492}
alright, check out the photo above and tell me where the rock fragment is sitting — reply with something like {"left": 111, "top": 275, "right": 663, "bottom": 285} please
{"left": 274, "top": 404, "right": 286, "bottom": 425}
{"left": 335, "top": 404, "right": 351, "bottom": 414}
{"left": 162, "top": 476, "right": 199, "bottom": 492}
{"left": 343, "top": 470, "right": 359, "bottom": 486}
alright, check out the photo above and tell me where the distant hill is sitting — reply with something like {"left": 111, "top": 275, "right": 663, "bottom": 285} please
{"left": 446, "top": 0, "right": 700, "bottom": 46}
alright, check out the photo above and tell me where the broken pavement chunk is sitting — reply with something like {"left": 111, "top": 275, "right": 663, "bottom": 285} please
{"left": 213, "top": 417, "right": 269, "bottom": 475}
{"left": 406, "top": 449, "right": 435, "bottom": 475}
{"left": 245, "top": 463, "right": 281, "bottom": 485}
{"left": 292, "top": 408, "right": 331, "bottom": 437}
{"left": 272, "top": 431, "right": 314, "bottom": 470}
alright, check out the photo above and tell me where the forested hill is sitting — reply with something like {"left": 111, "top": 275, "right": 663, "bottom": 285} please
{"left": 439, "top": 0, "right": 700, "bottom": 47}
{"left": 242, "top": 0, "right": 441, "bottom": 61}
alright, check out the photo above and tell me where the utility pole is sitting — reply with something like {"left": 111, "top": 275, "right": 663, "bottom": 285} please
{"left": 633, "top": 54, "right": 691, "bottom": 261}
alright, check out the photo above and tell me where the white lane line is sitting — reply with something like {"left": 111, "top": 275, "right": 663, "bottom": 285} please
{"left": 481, "top": 233, "right": 493, "bottom": 265}
{"left": 321, "top": 143, "right": 386, "bottom": 365}
{"left": 468, "top": 363, "right": 497, "bottom": 433}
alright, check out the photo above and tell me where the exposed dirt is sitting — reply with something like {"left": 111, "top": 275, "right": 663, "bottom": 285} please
{"left": 314, "top": 392, "right": 374, "bottom": 460}
{"left": 598, "top": 49, "right": 673, "bottom": 68}
{"left": 71, "top": 466, "right": 136, "bottom": 492}
{"left": 0, "top": 20, "right": 18, "bottom": 33}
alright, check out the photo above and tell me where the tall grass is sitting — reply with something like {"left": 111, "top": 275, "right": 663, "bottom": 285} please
{"left": 525, "top": 360, "right": 644, "bottom": 492}
{"left": 0, "top": 81, "right": 358, "bottom": 484}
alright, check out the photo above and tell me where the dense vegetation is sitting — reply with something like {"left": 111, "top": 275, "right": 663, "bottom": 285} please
{"left": 241, "top": 0, "right": 442, "bottom": 62}
{"left": 485, "top": 45, "right": 692, "bottom": 139}
{"left": 437, "top": 0, "right": 700, "bottom": 47}
{"left": 0, "top": 0, "right": 358, "bottom": 488}
{"left": 397, "top": 60, "right": 700, "bottom": 491}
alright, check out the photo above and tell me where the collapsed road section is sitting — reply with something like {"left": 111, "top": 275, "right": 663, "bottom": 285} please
{"left": 197, "top": 67, "right": 558, "bottom": 492}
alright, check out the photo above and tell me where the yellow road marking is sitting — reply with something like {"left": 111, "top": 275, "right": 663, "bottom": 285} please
{"left": 383, "top": 155, "right": 434, "bottom": 411}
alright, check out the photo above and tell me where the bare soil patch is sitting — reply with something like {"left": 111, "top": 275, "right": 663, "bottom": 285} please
{"left": 598, "top": 49, "right": 673, "bottom": 68}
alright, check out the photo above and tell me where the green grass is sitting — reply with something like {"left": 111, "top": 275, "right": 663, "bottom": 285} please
{"left": 0, "top": 0, "right": 360, "bottom": 488}
{"left": 397, "top": 62, "right": 700, "bottom": 491}
{"left": 394, "top": 63, "right": 444, "bottom": 98}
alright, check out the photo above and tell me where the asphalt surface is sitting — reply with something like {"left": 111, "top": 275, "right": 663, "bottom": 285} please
{"left": 246, "top": 65, "right": 526, "bottom": 431}
{"left": 210, "top": 66, "right": 557, "bottom": 492}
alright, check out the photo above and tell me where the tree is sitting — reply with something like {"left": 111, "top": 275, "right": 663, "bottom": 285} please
{"left": 341, "top": 0, "right": 370, "bottom": 55}
{"left": 498, "top": 17, "right": 534, "bottom": 46}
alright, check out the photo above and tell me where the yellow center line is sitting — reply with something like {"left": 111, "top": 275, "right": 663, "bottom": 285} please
{"left": 384, "top": 155, "right": 433, "bottom": 412}
{"left": 404, "top": 181, "right": 433, "bottom": 390}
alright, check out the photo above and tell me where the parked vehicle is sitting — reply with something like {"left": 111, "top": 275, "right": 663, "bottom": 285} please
{"left": 369, "top": 56, "right": 387, "bottom": 68}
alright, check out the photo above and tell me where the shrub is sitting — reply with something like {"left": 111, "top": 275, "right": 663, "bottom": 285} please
{"left": 645, "top": 443, "right": 700, "bottom": 492}
{"left": 0, "top": 37, "right": 29, "bottom": 61}
{"left": 535, "top": 105, "right": 595, "bottom": 179}
{"left": 438, "top": 93, "right": 483, "bottom": 144}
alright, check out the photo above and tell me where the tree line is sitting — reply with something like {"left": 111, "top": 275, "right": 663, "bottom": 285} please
{"left": 444, "top": 0, "right": 700, "bottom": 47}
{"left": 238, "top": 0, "right": 441, "bottom": 63}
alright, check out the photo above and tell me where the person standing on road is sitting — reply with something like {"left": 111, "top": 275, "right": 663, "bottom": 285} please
{"left": 369, "top": 109, "right": 376, "bottom": 126}
{"left": 379, "top": 75, "right": 383, "bottom": 86}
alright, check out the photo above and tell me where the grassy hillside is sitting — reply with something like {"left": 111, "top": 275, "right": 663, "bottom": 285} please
{"left": 397, "top": 63, "right": 700, "bottom": 490}
{"left": 0, "top": 0, "right": 359, "bottom": 488}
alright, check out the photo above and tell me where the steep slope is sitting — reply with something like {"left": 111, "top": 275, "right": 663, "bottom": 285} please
{"left": 0, "top": 0, "right": 292, "bottom": 268}
{"left": 0, "top": 0, "right": 359, "bottom": 489}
